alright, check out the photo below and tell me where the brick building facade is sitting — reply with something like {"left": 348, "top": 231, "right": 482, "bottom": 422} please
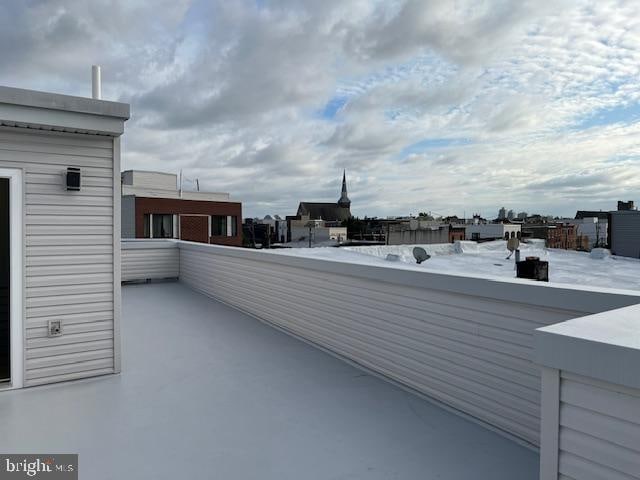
{"left": 122, "top": 170, "right": 242, "bottom": 247}
{"left": 545, "top": 223, "right": 577, "bottom": 250}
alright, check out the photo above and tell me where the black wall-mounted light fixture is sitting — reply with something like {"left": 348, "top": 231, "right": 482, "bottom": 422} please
{"left": 66, "top": 167, "right": 81, "bottom": 191}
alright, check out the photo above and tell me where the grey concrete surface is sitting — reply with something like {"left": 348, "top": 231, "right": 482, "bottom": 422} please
{"left": 0, "top": 282, "right": 538, "bottom": 479}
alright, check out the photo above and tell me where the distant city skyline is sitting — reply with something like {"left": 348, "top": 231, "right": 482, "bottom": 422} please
{"left": 2, "top": 1, "right": 639, "bottom": 219}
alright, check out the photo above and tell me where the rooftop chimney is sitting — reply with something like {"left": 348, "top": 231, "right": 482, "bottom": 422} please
{"left": 92, "top": 65, "right": 102, "bottom": 100}
{"left": 617, "top": 200, "right": 635, "bottom": 211}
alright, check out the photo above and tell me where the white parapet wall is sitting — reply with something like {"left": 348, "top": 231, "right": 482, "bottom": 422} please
{"left": 120, "top": 240, "right": 640, "bottom": 448}
{"left": 535, "top": 305, "right": 640, "bottom": 479}
{"left": 121, "top": 239, "right": 179, "bottom": 282}
{"left": 168, "top": 241, "right": 640, "bottom": 447}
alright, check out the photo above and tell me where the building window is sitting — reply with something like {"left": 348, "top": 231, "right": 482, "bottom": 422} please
{"left": 212, "top": 215, "right": 227, "bottom": 236}
{"left": 152, "top": 214, "right": 173, "bottom": 238}
{"left": 212, "top": 215, "right": 238, "bottom": 237}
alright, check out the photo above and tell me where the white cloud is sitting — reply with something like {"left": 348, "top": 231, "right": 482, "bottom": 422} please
{"left": 1, "top": 0, "right": 640, "bottom": 218}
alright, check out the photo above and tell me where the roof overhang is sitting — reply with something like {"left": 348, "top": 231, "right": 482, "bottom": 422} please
{"left": 0, "top": 85, "right": 130, "bottom": 136}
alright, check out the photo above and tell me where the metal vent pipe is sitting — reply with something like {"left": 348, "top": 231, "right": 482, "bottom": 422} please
{"left": 92, "top": 65, "right": 102, "bottom": 100}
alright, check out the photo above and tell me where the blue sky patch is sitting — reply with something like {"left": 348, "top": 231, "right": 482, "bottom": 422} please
{"left": 320, "top": 96, "right": 349, "bottom": 120}
{"left": 576, "top": 102, "right": 640, "bottom": 129}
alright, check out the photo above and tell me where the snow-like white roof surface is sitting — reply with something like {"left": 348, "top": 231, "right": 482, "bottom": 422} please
{"left": 271, "top": 240, "right": 640, "bottom": 291}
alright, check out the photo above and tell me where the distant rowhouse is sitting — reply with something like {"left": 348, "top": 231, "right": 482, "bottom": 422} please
{"left": 121, "top": 170, "right": 242, "bottom": 247}
{"left": 564, "top": 217, "right": 607, "bottom": 250}
{"left": 242, "top": 215, "right": 288, "bottom": 248}
{"left": 465, "top": 223, "right": 521, "bottom": 241}
{"left": 521, "top": 222, "right": 578, "bottom": 250}
{"left": 384, "top": 219, "right": 450, "bottom": 246}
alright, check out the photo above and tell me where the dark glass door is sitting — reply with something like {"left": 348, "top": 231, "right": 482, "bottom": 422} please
{"left": 0, "top": 178, "right": 9, "bottom": 382}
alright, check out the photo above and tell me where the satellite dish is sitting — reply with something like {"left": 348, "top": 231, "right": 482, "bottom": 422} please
{"left": 413, "top": 247, "right": 431, "bottom": 264}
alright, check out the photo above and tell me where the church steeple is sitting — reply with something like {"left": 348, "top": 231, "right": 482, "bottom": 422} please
{"left": 337, "top": 170, "right": 351, "bottom": 208}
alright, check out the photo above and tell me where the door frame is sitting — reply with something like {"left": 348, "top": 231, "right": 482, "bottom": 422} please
{"left": 0, "top": 168, "right": 23, "bottom": 389}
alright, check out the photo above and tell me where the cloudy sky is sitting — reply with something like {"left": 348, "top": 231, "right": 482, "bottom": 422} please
{"left": 2, "top": 0, "right": 640, "bottom": 219}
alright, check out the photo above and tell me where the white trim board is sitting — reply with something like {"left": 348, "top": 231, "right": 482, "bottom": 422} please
{"left": 0, "top": 168, "right": 23, "bottom": 389}
{"left": 112, "top": 137, "right": 122, "bottom": 374}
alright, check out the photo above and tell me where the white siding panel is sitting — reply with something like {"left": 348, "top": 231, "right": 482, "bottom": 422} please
{"left": 0, "top": 140, "right": 112, "bottom": 158}
{"left": 26, "top": 301, "right": 113, "bottom": 318}
{"left": 26, "top": 292, "right": 113, "bottom": 308}
{"left": 558, "top": 373, "right": 640, "bottom": 480}
{"left": 25, "top": 358, "right": 114, "bottom": 380}
{"left": 27, "top": 225, "right": 113, "bottom": 236}
{"left": 27, "top": 273, "right": 113, "bottom": 288}
{"left": 26, "top": 348, "right": 114, "bottom": 369}
{"left": 121, "top": 241, "right": 179, "bottom": 281}
{"left": 27, "top": 205, "right": 113, "bottom": 216}
{"left": 26, "top": 183, "right": 113, "bottom": 197}
{"left": 26, "top": 172, "right": 114, "bottom": 187}
{"left": 28, "top": 244, "right": 112, "bottom": 255}
{"left": 27, "top": 320, "right": 113, "bottom": 339}
{"left": 27, "top": 255, "right": 113, "bottom": 267}
{"left": 27, "top": 235, "right": 113, "bottom": 247}
{"left": 27, "top": 263, "right": 113, "bottom": 277}
{"left": 559, "top": 452, "right": 637, "bottom": 480}
{"left": 0, "top": 126, "right": 114, "bottom": 148}
{"left": 26, "top": 310, "right": 114, "bottom": 329}
{"left": 27, "top": 330, "right": 113, "bottom": 349}
{"left": 0, "top": 127, "right": 116, "bottom": 387}
{"left": 25, "top": 339, "right": 113, "bottom": 359}
{"left": 177, "top": 245, "right": 591, "bottom": 446}
{"left": 0, "top": 150, "right": 113, "bottom": 168}
{"left": 26, "top": 215, "right": 113, "bottom": 226}
{"left": 26, "top": 193, "right": 113, "bottom": 207}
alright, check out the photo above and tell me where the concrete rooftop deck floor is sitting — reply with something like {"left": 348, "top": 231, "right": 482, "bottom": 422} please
{"left": 0, "top": 282, "right": 538, "bottom": 479}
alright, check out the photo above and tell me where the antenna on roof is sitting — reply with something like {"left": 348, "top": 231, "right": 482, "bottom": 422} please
{"left": 91, "top": 65, "right": 102, "bottom": 100}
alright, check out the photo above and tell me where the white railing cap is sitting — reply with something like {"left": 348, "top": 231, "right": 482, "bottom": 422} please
{"left": 535, "top": 304, "right": 640, "bottom": 389}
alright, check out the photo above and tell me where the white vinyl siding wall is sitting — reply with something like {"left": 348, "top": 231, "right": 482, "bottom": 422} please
{"left": 0, "top": 127, "right": 116, "bottom": 386}
{"left": 121, "top": 240, "right": 179, "bottom": 281}
{"left": 558, "top": 372, "right": 640, "bottom": 480}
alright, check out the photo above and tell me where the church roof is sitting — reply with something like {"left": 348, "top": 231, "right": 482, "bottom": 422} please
{"left": 297, "top": 202, "right": 348, "bottom": 222}
{"left": 338, "top": 170, "right": 350, "bottom": 208}
{"left": 295, "top": 171, "right": 352, "bottom": 222}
